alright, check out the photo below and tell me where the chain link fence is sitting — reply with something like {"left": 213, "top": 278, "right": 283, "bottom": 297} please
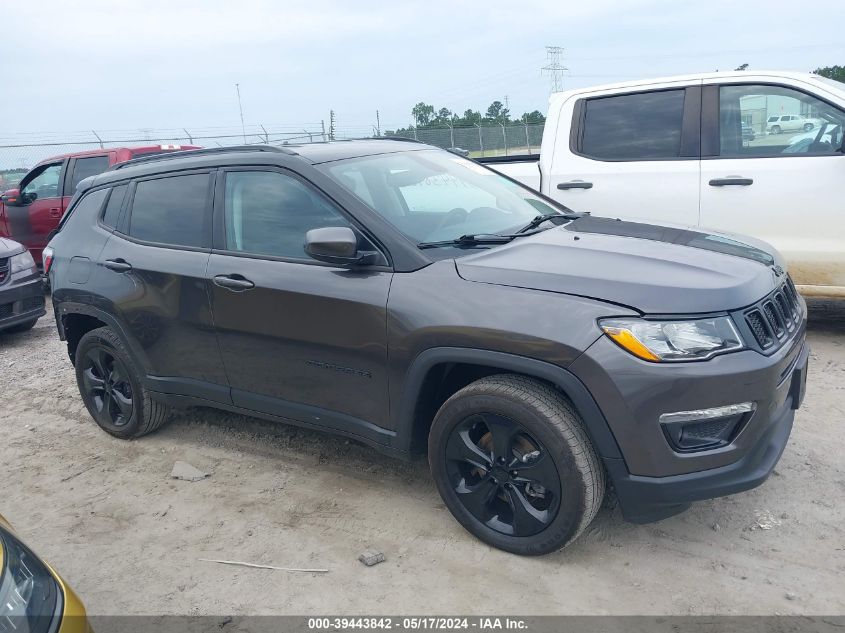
{"left": 388, "top": 123, "right": 544, "bottom": 157}
{"left": 0, "top": 122, "right": 544, "bottom": 189}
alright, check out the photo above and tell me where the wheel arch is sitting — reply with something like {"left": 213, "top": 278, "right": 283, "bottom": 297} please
{"left": 395, "top": 347, "right": 623, "bottom": 460}
{"left": 57, "top": 302, "right": 149, "bottom": 371}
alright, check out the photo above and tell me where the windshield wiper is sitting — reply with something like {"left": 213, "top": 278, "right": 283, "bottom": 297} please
{"left": 515, "top": 212, "right": 579, "bottom": 234}
{"left": 418, "top": 234, "right": 516, "bottom": 249}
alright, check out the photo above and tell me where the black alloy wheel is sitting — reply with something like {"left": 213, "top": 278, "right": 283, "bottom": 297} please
{"left": 444, "top": 412, "right": 562, "bottom": 537}
{"left": 81, "top": 346, "right": 134, "bottom": 427}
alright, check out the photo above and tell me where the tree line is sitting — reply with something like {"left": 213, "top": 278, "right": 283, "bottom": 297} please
{"left": 385, "top": 101, "right": 546, "bottom": 136}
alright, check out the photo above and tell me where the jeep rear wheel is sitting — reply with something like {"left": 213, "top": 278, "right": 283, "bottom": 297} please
{"left": 428, "top": 375, "right": 605, "bottom": 555}
{"left": 75, "top": 327, "right": 172, "bottom": 439}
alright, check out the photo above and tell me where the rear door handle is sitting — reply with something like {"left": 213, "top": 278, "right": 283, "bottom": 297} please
{"left": 557, "top": 181, "right": 593, "bottom": 190}
{"left": 49, "top": 207, "right": 62, "bottom": 219}
{"left": 709, "top": 177, "right": 754, "bottom": 187}
{"left": 213, "top": 274, "right": 255, "bottom": 291}
{"left": 104, "top": 258, "right": 132, "bottom": 272}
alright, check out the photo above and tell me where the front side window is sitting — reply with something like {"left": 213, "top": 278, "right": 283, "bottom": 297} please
{"left": 69, "top": 156, "right": 110, "bottom": 191}
{"left": 323, "top": 150, "right": 559, "bottom": 244}
{"left": 719, "top": 84, "right": 845, "bottom": 157}
{"left": 21, "top": 163, "right": 63, "bottom": 201}
{"left": 223, "top": 170, "right": 352, "bottom": 259}
{"left": 128, "top": 173, "right": 210, "bottom": 247}
{"left": 580, "top": 89, "right": 686, "bottom": 160}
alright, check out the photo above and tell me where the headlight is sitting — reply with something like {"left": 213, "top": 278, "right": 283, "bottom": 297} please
{"left": 0, "top": 528, "right": 63, "bottom": 633}
{"left": 9, "top": 250, "right": 36, "bottom": 274}
{"left": 599, "top": 316, "right": 744, "bottom": 362}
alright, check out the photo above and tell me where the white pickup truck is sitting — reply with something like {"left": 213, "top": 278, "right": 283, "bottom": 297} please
{"left": 484, "top": 71, "right": 845, "bottom": 297}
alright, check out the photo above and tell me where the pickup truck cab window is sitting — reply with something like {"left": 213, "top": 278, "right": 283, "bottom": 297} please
{"left": 719, "top": 84, "right": 845, "bottom": 157}
{"left": 68, "top": 156, "right": 110, "bottom": 192}
{"left": 579, "top": 89, "right": 686, "bottom": 160}
{"left": 21, "top": 163, "right": 63, "bottom": 202}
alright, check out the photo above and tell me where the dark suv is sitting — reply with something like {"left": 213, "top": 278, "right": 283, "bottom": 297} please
{"left": 47, "top": 141, "right": 808, "bottom": 555}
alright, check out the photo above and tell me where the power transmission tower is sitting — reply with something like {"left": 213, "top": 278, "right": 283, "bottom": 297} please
{"left": 541, "top": 46, "right": 568, "bottom": 93}
{"left": 329, "top": 110, "right": 336, "bottom": 140}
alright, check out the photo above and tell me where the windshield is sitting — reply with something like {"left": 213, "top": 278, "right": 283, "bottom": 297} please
{"left": 322, "top": 150, "right": 560, "bottom": 244}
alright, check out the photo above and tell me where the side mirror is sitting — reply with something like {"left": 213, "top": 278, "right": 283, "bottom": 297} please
{"left": 305, "top": 227, "right": 378, "bottom": 267}
{"left": 0, "top": 188, "right": 22, "bottom": 206}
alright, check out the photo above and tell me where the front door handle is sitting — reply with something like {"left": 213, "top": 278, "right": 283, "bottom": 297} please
{"left": 213, "top": 274, "right": 255, "bottom": 291}
{"left": 49, "top": 207, "right": 62, "bottom": 219}
{"left": 104, "top": 258, "right": 132, "bottom": 272}
{"left": 557, "top": 180, "right": 593, "bottom": 190}
{"left": 709, "top": 177, "right": 754, "bottom": 187}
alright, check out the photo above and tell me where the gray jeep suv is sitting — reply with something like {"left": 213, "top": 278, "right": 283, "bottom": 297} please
{"left": 46, "top": 141, "right": 808, "bottom": 555}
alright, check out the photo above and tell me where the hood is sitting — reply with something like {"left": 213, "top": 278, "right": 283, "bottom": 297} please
{"left": 456, "top": 216, "right": 786, "bottom": 314}
{"left": 0, "top": 237, "right": 25, "bottom": 257}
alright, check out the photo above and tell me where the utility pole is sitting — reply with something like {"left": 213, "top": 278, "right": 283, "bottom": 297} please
{"left": 235, "top": 83, "right": 247, "bottom": 143}
{"left": 375, "top": 110, "right": 381, "bottom": 137}
{"left": 321, "top": 120, "right": 327, "bottom": 142}
{"left": 504, "top": 95, "right": 510, "bottom": 111}
{"left": 329, "top": 110, "right": 336, "bottom": 140}
{"left": 541, "top": 46, "right": 568, "bottom": 94}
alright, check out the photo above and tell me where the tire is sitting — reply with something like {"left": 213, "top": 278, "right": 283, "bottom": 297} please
{"left": 771, "top": 125, "right": 782, "bottom": 135}
{"left": 803, "top": 123, "right": 814, "bottom": 132}
{"left": 428, "top": 374, "right": 605, "bottom": 555}
{"left": 3, "top": 319, "right": 38, "bottom": 334}
{"left": 74, "top": 326, "right": 172, "bottom": 439}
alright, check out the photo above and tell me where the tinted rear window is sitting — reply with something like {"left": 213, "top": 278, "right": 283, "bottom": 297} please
{"left": 102, "top": 184, "right": 128, "bottom": 228}
{"left": 580, "top": 89, "right": 686, "bottom": 160}
{"left": 128, "top": 174, "right": 210, "bottom": 247}
{"left": 70, "top": 156, "right": 110, "bottom": 191}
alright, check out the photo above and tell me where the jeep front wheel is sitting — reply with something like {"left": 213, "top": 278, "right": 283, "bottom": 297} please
{"left": 428, "top": 374, "right": 605, "bottom": 555}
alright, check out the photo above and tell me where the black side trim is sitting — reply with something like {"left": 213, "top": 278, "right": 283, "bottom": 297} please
{"left": 150, "top": 391, "right": 408, "bottom": 460}
{"left": 396, "top": 347, "right": 623, "bottom": 459}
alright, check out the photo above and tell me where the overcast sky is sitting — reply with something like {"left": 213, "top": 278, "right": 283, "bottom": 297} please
{"left": 2, "top": 0, "right": 843, "bottom": 140}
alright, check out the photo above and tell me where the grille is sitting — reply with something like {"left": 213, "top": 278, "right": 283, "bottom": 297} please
{"left": 743, "top": 278, "right": 802, "bottom": 351}
{"left": 0, "top": 302, "right": 12, "bottom": 319}
{"left": 0, "top": 258, "right": 8, "bottom": 284}
{"left": 682, "top": 417, "right": 736, "bottom": 442}
{"left": 21, "top": 296, "right": 44, "bottom": 312}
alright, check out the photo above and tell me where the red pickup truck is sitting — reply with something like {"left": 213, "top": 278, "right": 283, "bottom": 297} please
{"left": 0, "top": 145, "right": 199, "bottom": 268}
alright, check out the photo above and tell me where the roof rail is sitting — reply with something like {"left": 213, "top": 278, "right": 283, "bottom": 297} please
{"left": 111, "top": 145, "right": 296, "bottom": 170}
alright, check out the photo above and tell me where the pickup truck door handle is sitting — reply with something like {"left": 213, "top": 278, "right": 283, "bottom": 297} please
{"left": 709, "top": 177, "right": 754, "bottom": 187}
{"left": 213, "top": 274, "right": 255, "bottom": 291}
{"left": 103, "top": 258, "right": 132, "bottom": 272}
{"left": 49, "top": 207, "right": 62, "bottom": 219}
{"left": 557, "top": 181, "right": 593, "bottom": 190}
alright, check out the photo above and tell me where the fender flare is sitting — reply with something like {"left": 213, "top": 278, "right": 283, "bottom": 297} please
{"left": 54, "top": 300, "right": 151, "bottom": 372}
{"left": 394, "top": 347, "right": 623, "bottom": 460}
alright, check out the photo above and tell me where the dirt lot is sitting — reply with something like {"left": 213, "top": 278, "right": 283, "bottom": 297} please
{"left": 1, "top": 300, "right": 843, "bottom": 616}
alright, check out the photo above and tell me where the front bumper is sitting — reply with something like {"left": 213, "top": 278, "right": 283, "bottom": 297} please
{"left": 605, "top": 341, "right": 808, "bottom": 522}
{"left": 570, "top": 314, "right": 808, "bottom": 523}
{"left": 0, "top": 277, "right": 46, "bottom": 331}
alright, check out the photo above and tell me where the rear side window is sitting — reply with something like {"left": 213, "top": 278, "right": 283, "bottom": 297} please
{"left": 101, "top": 184, "right": 128, "bottom": 228}
{"left": 127, "top": 173, "right": 210, "bottom": 248}
{"left": 580, "top": 89, "right": 686, "bottom": 160}
{"left": 69, "top": 156, "right": 110, "bottom": 191}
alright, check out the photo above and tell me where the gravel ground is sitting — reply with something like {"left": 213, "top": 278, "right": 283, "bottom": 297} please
{"left": 0, "top": 300, "right": 843, "bottom": 616}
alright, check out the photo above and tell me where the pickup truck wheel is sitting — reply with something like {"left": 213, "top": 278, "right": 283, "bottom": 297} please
{"left": 803, "top": 123, "right": 814, "bottom": 132}
{"left": 75, "top": 327, "right": 172, "bottom": 439}
{"left": 771, "top": 125, "right": 782, "bottom": 134}
{"left": 428, "top": 374, "right": 604, "bottom": 555}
